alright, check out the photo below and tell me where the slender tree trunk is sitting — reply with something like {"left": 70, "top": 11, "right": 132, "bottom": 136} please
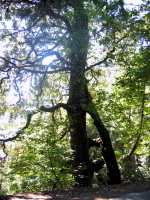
{"left": 86, "top": 96, "right": 122, "bottom": 184}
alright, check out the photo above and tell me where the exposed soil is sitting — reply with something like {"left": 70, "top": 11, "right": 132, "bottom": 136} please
{"left": 1, "top": 181, "right": 150, "bottom": 200}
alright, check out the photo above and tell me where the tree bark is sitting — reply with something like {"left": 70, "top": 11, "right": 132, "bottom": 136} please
{"left": 86, "top": 96, "right": 122, "bottom": 184}
{"left": 66, "top": 0, "right": 121, "bottom": 187}
{"left": 66, "top": 0, "right": 92, "bottom": 187}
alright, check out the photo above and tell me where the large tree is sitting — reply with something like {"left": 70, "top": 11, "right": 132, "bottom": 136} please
{"left": 0, "top": 0, "right": 147, "bottom": 187}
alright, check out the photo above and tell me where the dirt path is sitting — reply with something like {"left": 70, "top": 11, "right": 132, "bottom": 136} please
{"left": 1, "top": 181, "right": 150, "bottom": 200}
{"left": 110, "top": 190, "right": 150, "bottom": 200}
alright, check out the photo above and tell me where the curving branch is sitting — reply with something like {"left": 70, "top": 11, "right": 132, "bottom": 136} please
{"left": 39, "top": 51, "right": 69, "bottom": 63}
{"left": 0, "top": 111, "right": 38, "bottom": 142}
{"left": 0, "top": 65, "right": 71, "bottom": 74}
{"left": 0, "top": 56, "right": 17, "bottom": 66}
{"left": 40, "top": 103, "right": 70, "bottom": 113}
{"left": 46, "top": 7, "right": 73, "bottom": 33}
{"left": 0, "top": 68, "right": 11, "bottom": 86}
{"left": 31, "top": 50, "right": 70, "bottom": 65}
{"left": 86, "top": 34, "right": 129, "bottom": 72}
{"left": 23, "top": 67, "right": 71, "bottom": 74}
{"left": 0, "top": 103, "right": 70, "bottom": 155}
{"left": 85, "top": 47, "right": 115, "bottom": 71}
{"left": 122, "top": 90, "right": 146, "bottom": 181}
{"left": 2, "top": 142, "right": 8, "bottom": 157}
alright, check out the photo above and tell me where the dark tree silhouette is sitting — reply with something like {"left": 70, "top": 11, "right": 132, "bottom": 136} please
{"left": 1, "top": 0, "right": 142, "bottom": 187}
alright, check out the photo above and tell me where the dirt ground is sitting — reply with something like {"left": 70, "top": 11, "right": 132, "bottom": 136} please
{"left": 1, "top": 181, "right": 150, "bottom": 200}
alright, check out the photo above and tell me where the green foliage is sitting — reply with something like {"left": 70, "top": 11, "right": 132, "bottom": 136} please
{"left": 4, "top": 112, "right": 74, "bottom": 194}
{"left": 0, "top": 0, "right": 150, "bottom": 193}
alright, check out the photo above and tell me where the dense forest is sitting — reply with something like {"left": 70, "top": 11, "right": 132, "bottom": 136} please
{"left": 0, "top": 0, "right": 149, "bottom": 195}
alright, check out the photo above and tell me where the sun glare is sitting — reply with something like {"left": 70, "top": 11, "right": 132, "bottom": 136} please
{"left": 42, "top": 55, "right": 57, "bottom": 65}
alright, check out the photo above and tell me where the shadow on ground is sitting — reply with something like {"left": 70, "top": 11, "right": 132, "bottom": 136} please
{"left": 0, "top": 181, "right": 150, "bottom": 200}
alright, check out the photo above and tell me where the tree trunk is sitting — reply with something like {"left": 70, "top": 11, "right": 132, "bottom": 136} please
{"left": 67, "top": 0, "right": 121, "bottom": 187}
{"left": 67, "top": 55, "right": 91, "bottom": 187}
{"left": 66, "top": 1, "right": 92, "bottom": 187}
{"left": 86, "top": 98, "right": 122, "bottom": 184}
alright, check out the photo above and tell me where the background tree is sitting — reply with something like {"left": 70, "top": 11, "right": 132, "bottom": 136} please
{"left": 0, "top": 0, "right": 149, "bottom": 188}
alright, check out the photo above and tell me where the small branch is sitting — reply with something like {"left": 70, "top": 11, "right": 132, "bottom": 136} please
{"left": 85, "top": 47, "right": 115, "bottom": 71}
{"left": 128, "top": 85, "right": 146, "bottom": 158}
{"left": 123, "top": 135, "right": 142, "bottom": 182}
{"left": 23, "top": 67, "right": 71, "bottom": 74}
{"left": 35, "top": 67, "right": 49, "bottom": 107}
{"left": 86, "top": 34, "right": 128, "bottom": 71}
{"left": 2, "top": 142, "right": 8, "bottom": 157}
{"left": 128, "top": 135, "right": 141, "bottom": 158}
{"left": 38, "top": 50, "right": 69, "bottom": 64}
{"left": 46, "top": 7, "right": 72, "bottom": 33}
{"left": 123, "top": 87, "right": 146, "bottom": 182}
{"left": 0, "top": 63, "right": 56, "bottom": 69}
{"left": 30, "top": 50, "right": 70, "bottom": 65}
{"left": 0, "top": 56, "right": 16, "bottom": 66}
{"left": 0, "top": 69, "right": 11, "bottom": 86}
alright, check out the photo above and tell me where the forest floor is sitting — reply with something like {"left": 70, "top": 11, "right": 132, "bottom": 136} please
{"left": 1, "top": 181, "right": 150, "bottom": 200}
